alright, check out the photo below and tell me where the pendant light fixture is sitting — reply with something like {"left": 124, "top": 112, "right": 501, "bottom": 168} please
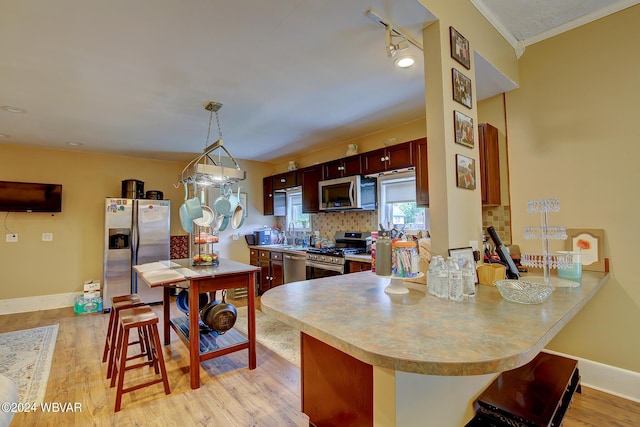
{"left": 179, "top": 101, "right": 246, "bottom": 187}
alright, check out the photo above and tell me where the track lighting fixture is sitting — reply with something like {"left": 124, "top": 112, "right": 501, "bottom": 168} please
{"left": 366, "top": 8, "right": 422, "bottom": 69}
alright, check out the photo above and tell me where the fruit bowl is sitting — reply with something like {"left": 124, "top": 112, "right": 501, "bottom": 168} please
{"left": 493, "top": 279, "right": 554, "bottom": 304}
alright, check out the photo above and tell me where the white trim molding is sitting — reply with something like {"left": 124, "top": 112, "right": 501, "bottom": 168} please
{"left": 544, "top": 349, "right": 640, "bottom": 403}
{"left": 0, "top": 292, "right": 82, "bottom": 315}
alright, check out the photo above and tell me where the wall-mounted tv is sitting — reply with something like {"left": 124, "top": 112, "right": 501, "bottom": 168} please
{"left": 0, "top": 181, "right": 62, "bottom": 213}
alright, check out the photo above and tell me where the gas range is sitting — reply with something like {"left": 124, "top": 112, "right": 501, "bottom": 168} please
{"left": 306, "top": 231, "right": 371, "bottom": 275}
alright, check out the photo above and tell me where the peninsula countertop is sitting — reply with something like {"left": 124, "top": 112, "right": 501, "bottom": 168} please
{"left": 260, "top": 270, "right": 609, "bottom": 376}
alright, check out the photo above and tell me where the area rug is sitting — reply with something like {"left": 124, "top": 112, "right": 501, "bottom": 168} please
{"left": 0, "top": 324, "right": 58, "bottom": 403}
{"left": 234, "top": 307, "right": 300, "bottom": 367}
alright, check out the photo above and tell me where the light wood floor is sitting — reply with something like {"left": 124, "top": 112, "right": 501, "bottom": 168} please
{"left": 2, "top": 298, "right": 640, "bottom": 426}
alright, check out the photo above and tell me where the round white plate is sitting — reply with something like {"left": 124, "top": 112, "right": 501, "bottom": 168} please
{"left": 193, "top": 206, "right": 214, "bottom": 226}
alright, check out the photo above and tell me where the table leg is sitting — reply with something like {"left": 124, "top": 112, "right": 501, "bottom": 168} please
{"left": 248, "top": 272, "right": 256, "bottom": 369}
{"left": 163, "top": 286, "right": 171, "bottom": 345}
{"left": 189, "top": 282, "right": 201, "bottom": 389}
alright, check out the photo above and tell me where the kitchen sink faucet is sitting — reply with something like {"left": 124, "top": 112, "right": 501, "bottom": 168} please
{"left": 287, "top": 221, "right": 296, "bottom": 246}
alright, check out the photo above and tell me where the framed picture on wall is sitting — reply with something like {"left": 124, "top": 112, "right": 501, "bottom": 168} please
{"left": 454, "top": 110, "right": 474, "bottom": 148}
{"left": 565, "top": 228, "right": 605, "bottom": 271}
{"left": 456, "top": 154, "right": 476, "bottom": 189}
{"left": 450, "top": 26, "right": 470, "bottom": 69}
{"left": 452, "top": 68, "right": 472, "bottom": 109}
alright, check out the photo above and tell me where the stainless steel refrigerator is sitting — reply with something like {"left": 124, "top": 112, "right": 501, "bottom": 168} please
{"left": 103, "top": 198, "right": 171, "bottom": 310}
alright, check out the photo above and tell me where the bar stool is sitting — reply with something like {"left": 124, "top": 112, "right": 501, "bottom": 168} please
{"left": 110, "top": 305, "right": 170, "bottom": 412}
{"left": 102, "top": 294, "right": 147, "bottom": 380}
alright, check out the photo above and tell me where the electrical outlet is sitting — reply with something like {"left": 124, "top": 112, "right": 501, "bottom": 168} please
{"left": 469, "top": 240, "right": 479, "bottom": 251}
{"left": 6, "top": 233, "right": 18, "bottom": 243}
{"left": 42, "top": 233, "right": 53, "bottom": 241}
{"left": 232, "top": 233, "right": 240, "bottom": 241}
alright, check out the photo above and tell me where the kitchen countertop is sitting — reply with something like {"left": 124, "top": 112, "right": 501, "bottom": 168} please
{"left": 261, "top": 270, "right": 609, "bottom": 376}
{"left": 248, "top": 244, "right": 307, "bottom": 255}
{"left": 250, "top": 245, "right": 373, "bottom": 263}
{"left": 345, "top": 253, "right": 372, "bottom": 263}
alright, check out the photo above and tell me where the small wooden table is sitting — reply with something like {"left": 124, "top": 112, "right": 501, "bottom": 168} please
{"left": 135, "top": 259, "right": 259, "bottom": 389}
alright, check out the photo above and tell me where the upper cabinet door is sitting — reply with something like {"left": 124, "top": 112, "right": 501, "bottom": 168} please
{"left": 479, "top": 123, "right": 501, "bottom": 206}
{"left": 386, "top": 141, "right": 414, "bottom": 170}
{"left": 300, "top": 164, "right": 323, "bottom": 213}
{"left": 272, "top": 171, "right": 298, "bottom": 190}
{"left": 413, "top": 138, "right": 429, "bottom": 207}
{"left": 323, "top": 155, "right": 361, "bottom": 179}
{"left": 263, "top": 176, "right": 274, "bottom": 215}
{"left": 361, "top": 147, "right": 388, "bottom": 175}
{"left": 361, "top": 141, "right": 414, "bottom": 175}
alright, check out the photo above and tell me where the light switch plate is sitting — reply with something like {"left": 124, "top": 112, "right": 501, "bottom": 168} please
{"left": 42, "top": 233, "right": 53, "bottom": 241}
{"left": 6, "top": 233, "right": 18, "bottom": 243}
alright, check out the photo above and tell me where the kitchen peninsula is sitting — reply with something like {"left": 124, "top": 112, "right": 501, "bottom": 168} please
{"left": 261, "top": 270, "right": 609, "bottom": 426}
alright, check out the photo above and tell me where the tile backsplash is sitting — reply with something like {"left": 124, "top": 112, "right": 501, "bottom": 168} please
{"left": 274, "top": 205, "right": 512, "bottom": 245}
{"left": 482, "top": 204, "right": 512, "bottom": 245}
{"left": 276, "top": 211, "right": 378, "bottom": 240}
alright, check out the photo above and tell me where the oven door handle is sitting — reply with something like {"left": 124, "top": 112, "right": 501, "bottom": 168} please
{"left": 305, "top": 261, "right": 345, "bottom": 273}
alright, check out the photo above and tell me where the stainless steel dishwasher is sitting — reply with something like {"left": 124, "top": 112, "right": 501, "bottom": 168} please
{"left": 283, "top": 253, "right": 307, "bottom": 284}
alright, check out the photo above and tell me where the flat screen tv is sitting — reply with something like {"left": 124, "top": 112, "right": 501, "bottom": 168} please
{"left": 0, "top": 181, "right": 62, "bottom": 212}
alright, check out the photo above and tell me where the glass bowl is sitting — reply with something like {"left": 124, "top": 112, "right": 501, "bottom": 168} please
{"left": 493, "top": 279, "right": 554, "bottom": 304}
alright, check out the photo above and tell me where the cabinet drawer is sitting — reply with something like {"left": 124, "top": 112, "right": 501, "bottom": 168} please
{"left": 270, "top": 251, "right": 283, "bottom": 261}
{"left": 259, "top": 250, "right": 271, "bottom": 259}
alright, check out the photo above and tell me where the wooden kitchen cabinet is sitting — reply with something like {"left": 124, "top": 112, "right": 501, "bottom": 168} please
{"left": 347, "top": 260, "right": 372, "bottom": 273}
{"left": 322, "top": 155, "right": 362, "bottom": 180}
{"left": 479, "top": 123, "right": 501, "bottom": 206}
{"left": 361, "top": 141, "right": 414, "bottom": 175}
{"left": 263, "top": 176, "right": 286, "bottom": 216}
{"left": 258, "top": 249, "right": 284, "bottom": 294}
{"left": 272, "top": 170, "right": 298, "bottom": 190}
{"left": 263, "top": 176, "right": 274, "bottom": 215}
{"left": 300, "top": 164, "right": 323, "bottom": 213}
{"left": 413, "top": 138, "right": 429, "bottom": 207}
{"left": 249, "top": 248, "right": 261, "bottom": 293}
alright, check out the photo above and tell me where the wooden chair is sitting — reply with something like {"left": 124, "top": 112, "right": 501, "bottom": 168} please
{"left": 110, "top": 305, "right": 170, "bottom": 412}
{"left": 102, "top": 294, "right": 147, "bottom": 380}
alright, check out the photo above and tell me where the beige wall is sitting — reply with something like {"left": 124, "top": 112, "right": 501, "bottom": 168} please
{"left": 0, "top": 143, "right": 275, "bottom": 301}
{"left": 506, "top": 5, "right": 640, "bottom": 373}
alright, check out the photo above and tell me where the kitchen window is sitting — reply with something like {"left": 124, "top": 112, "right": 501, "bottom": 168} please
{"left": 378, "top": 172, "right": 429, "bottom": 233}
{"left": 286, "top": 189, "right": 310, "bottom": 231}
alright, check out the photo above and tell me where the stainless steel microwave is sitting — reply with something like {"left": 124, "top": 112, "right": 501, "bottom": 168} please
{"left": 318, "top": 176, "right": 376, "bottom": 211}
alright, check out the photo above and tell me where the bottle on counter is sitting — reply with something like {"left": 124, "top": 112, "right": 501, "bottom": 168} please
{"left": 427, "top": 256, "right": 440, "bottom": 295}
{"left": 447, "top": 257, "right": 463, "bottom": 301}
{"left": 375, "top": 231, "right": 392, "bottom": 276}
{"left": 433, "top": 256, "right": 449, "bottom": 298}
{"left": 462, "top": 258, "right": 476, "bottom": 297}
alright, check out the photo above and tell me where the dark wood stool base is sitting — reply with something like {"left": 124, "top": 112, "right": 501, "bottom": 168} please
{"left": 102, "top": 294, "right": 147, "bottom": 380}
{"left": 111, "top": 305, "right": 170, "bottom": 412}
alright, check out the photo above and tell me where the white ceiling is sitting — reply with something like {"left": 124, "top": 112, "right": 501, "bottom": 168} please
{"left": 1, "top": 0, "right": 636, "bottom": 164}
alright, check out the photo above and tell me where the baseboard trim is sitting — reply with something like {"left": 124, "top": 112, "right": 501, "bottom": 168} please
{"left": 544, "top": 349, "right": 640, "bottom": 403}
{"left": 0, "top": 292, "right": 80, "bottom": 315}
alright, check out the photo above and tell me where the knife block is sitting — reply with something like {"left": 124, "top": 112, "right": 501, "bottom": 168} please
{"left": 477, "top": 264, "right": 506, "bottom": 286}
